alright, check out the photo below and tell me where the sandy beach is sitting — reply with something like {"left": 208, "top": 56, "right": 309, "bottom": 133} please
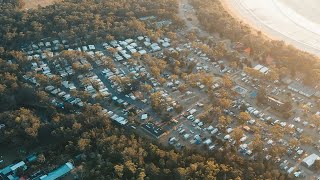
{"left": 221, "top": 0, "right": 320, "bottom": 56}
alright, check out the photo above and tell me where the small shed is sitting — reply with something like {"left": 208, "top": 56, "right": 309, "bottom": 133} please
{"left": 141, "top": 114, "right": 148, "bottom": 121}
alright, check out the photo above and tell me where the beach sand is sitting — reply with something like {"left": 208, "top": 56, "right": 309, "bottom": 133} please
{"left": 220, "top": 0, "right": 320, "bottom": 56}
{"left": 278, "top": 0, "right": 320, "bottom": 24}
{"left": 219, "top": 0, "right": 278, "bottom": 41}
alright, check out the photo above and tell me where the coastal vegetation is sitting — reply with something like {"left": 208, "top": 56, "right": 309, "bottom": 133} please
{"left": 190, "top": 0, "right": 320, "bottom": 86}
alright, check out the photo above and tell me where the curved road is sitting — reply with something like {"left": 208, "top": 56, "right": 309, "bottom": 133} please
{"left": 225, "top": 0, "right": 320, "bottom": 56}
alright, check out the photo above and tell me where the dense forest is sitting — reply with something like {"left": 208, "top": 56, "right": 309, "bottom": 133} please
{"left": 0, "top": 0, "right": 291, "bottom": 179}
{"left": 0, "top": 0, "right": 183, "bottom": 49}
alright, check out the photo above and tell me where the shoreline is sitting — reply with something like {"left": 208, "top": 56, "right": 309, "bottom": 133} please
{"left": 219, "top": 0, "right": 320, "bottom": 57}
{"left": 219, "top": 0, "right": 278, "bottom": 41}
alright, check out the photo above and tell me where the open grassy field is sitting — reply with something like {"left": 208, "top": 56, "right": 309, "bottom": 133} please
{"left": 23, "top": 0, "right": 62, "bottom": 9}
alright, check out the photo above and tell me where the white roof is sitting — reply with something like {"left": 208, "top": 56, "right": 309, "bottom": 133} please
{"left": 303, "top": 153, "right": 320, "bottom": 167}
{"left": 151, "top": 45, "right": 160, "bottom": 51}
{"left": 82, "top": 46, "right": 88, "bottom": 51}
{"left": 287, "top": 167, "right": 295, "bottom": 174}
{"left": 260, "top": 67, "right": 269, "bottom": 74}
{"left": 189, "top": 109, "right": 197, "bottom": 114}
{"left": 115, "top": 116, "right": 127, "bottom": 125}
{"left": 224, "top": 135, "right": 230, "bottom": 139}
{"left": 141, "top": 114, "right": 148, "bottom": 120}
{"left": 162, "top": 42, "right": 170, "bottom": 47}
{"left": 203, "top": 139, "right": 212, "bottom": 145}
{"left": 144, "top": 42, "right": 151, "bottom": 46}
{"left": 240, "top": 144, "right": 248, "bottom": 149}
{"left": 129, "top": 48, "right": 137, "bottom": 53}
{"left": 125, "top": 39, "right": 134, "bottom": 43}
{"left": 119, "top": 41, "right": 127, "bottom": 46}
{"left": 226, "top": 128, "right": 233, "bottom": 133}
{"left": 138, "top": 50, "right": 147, "bottom": 55}
{"left": 88, "top": 45, "right": 95, "bottom": 50}
{"left": 62, "top": 81, "right": 69, "bottom": 88}
{"left": 127, "top": 45, "right": 134, "bottom": 49}
{"left": 267, "top": 139, "right": 273, "bottom": 144}
{"left": 11, "top": 161, "right": 25, "bottom": 171}
{"left": 253, "top": 64, "right": 263, "bottom": 71}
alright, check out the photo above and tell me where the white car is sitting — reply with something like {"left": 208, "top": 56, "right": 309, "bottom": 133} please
{"left": 0, "top": 124, "right": 5, "bottom": 129}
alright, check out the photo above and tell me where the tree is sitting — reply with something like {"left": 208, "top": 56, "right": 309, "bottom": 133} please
{"left": 140, "top": 84, "right": 152, "bottom": 93}
{"left": 176, "top": 167, "right": 188, "bottom": 179}
{"left": 238, "top": 112, "right": 251, "bottom": 124}
{"left": 257, "top": 87, "right": 267, "bottom": 104}
{"left": 114, "top": 165, "right": 124, "bottom": 178}
{"left": 282, "top": 101, "right": 292, "bottom": 112}
{"left": 128, "top": 18, "right": 146, "bottom": 35}
{"left": 150, "top": 67, "right": 161, "bottom": 78}
{"left": 231, "top": 128, "right": 244, "bottom": 146}
{"left": 266, "top": 69, "right": 279, "bottom": 82}
{"left": 78, "top": 138, "right": 91, "bottom": 151}
{"left": 219, "top": 98, "right": 232, "bottom": 109}
{"left": 222, "top": 75, "right": 233, "bottom": 88}
{"left": 218, "top": 115, "right": 232, "bottom": 130}
{"left": 270, "top": 125, "right": 284, "bottom": 139}
{"left": 300, "top": 134, "right": 312, "bottom": 145}
{"left": 244, "top": 67, "right": 261, "bottom": 79}
{"left": 288, "top": 139, "right": 300, "bottom": 148}
{"left": 251, "top": 134, "right": 263, "bottom": 153}
{"left": 178, "top": 83, "right": 187, "bottom": 92}
{"left": 314, "top": 160, "right": 320, "bottom": 170}
{"left": 105, "top": 34, "right": 114, "bottom": 41}
{"left": 150, "top": 92, "right": 165, "bottom": 113}
{"left": 166, "top": 31, "right": 177, "bottom": 41}
{"left": 304, "top": 69, "right": 320, "bottom": 85}
{"left": 37, "top": 154, "right": 46, "bottom": 163}
{"left": 187, "top": 32, "right": 196, "bottom": 41}
{"left": 124, "top": 160, "right": 137, "bottom": 174}
{"left": 137, "top": 170, "right": 146, "bottom": 180}
{"left": 132, "top": 52, "right": 141, "bottom": 61}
